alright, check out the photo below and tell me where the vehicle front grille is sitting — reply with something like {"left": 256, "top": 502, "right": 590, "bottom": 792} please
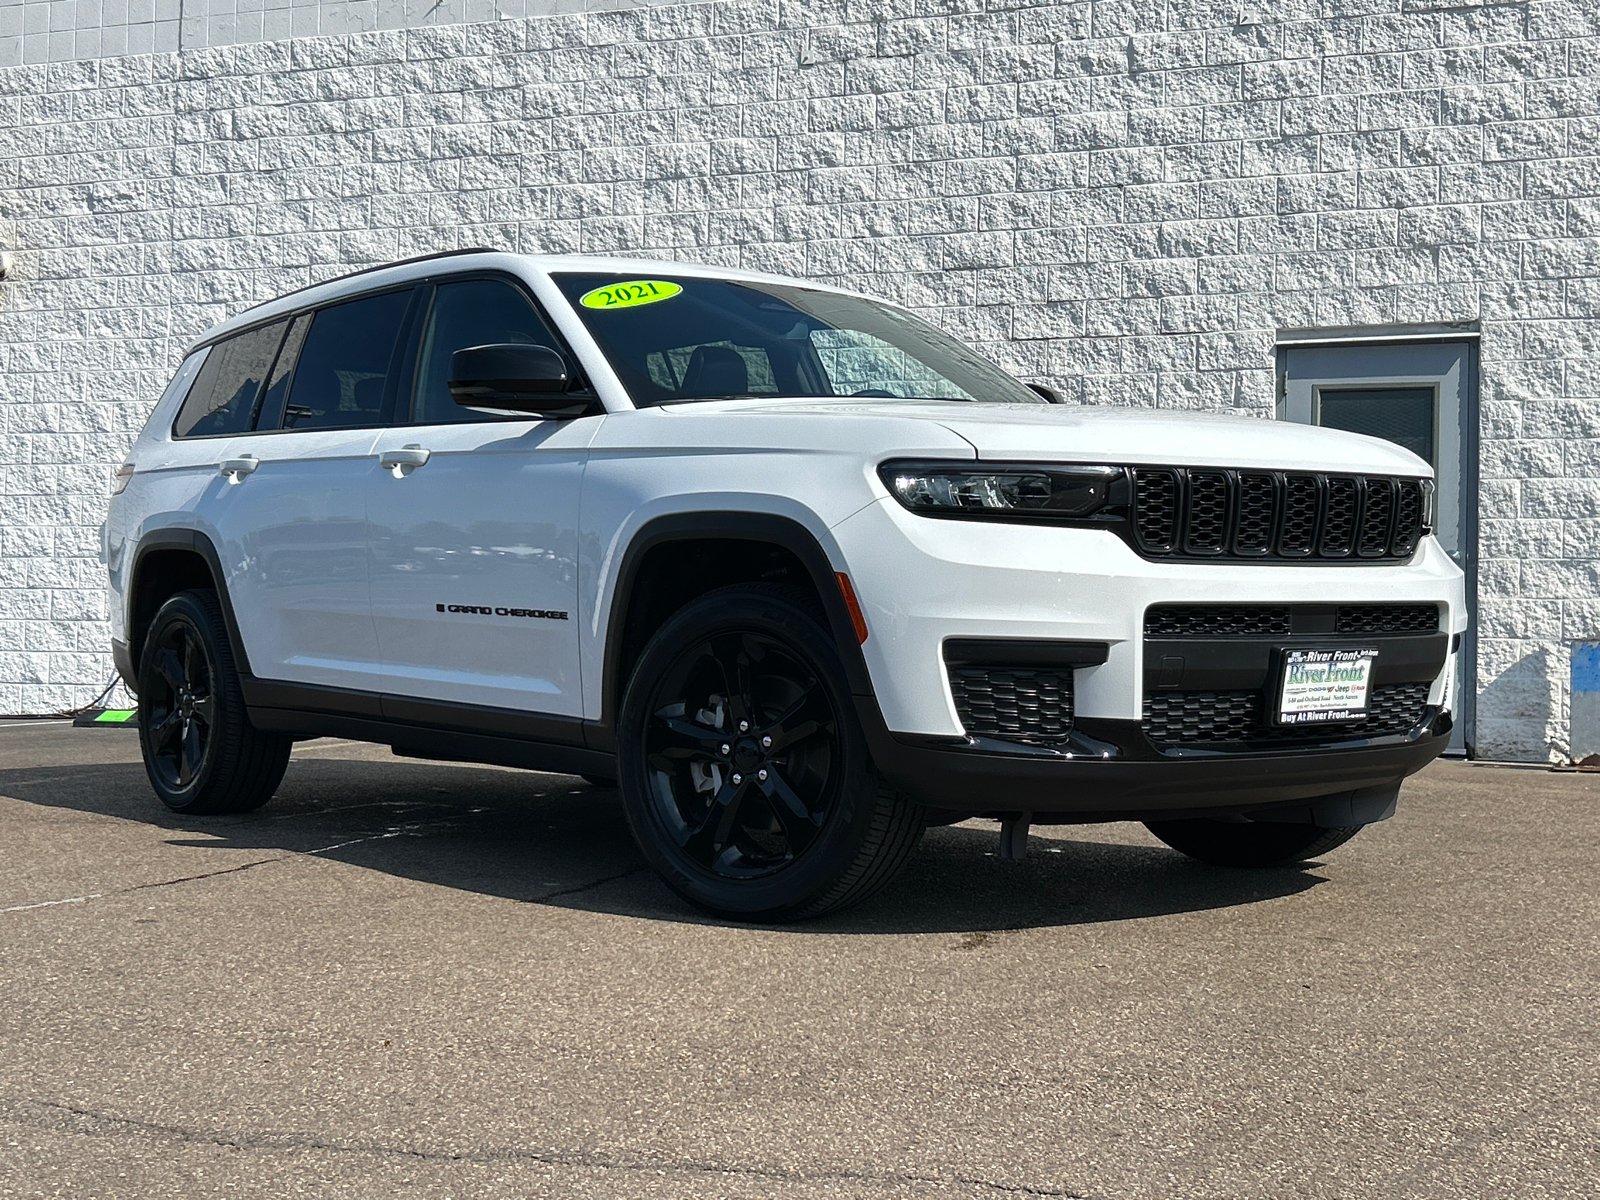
{"left": 949, "top": 665, "right": 1074, "bottom": 745}
{"left": 1130, "top": 468, "right": 1427, "bottom": 562}
{"left": 1334, "top": 604, "right": 1440, "bottom": 635}
{"left": 1142, "top": 682, "right": 1432, "bottom": 747}
{"left": 1144, "top": 603, "right": 1441, "bottom": 638}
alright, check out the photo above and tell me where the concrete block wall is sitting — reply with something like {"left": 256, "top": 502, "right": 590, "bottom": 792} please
{"left": 1, "top": 0, "right": 1597, "bottom": 759}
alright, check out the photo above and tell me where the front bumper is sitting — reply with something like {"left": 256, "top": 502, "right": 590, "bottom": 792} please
{"left": 861, "top": 705, "right": 1452, "bottom": 820}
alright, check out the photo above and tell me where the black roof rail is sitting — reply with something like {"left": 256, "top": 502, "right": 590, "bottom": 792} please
{"left": 258, "top": 246, "right": 504, "bottom": 308}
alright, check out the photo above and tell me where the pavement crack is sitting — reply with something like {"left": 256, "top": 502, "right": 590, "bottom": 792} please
{"left": 1, "top": 1096, "right": 1088, "bottom": 1195}
{"left": 2, "top": 857, "right": 288, "bottom": 915}
{"left": 535, "top": 866, "right": 649, "bottom": 902}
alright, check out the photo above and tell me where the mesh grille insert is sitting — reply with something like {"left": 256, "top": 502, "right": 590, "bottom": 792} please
{"left": 1143, "top": 682, "right": 1432, "bottom": 747}
{"left": 950, "top": 666, "right": 1074, "bottom": 745}
{"left": 1334, "top": 604, "right": 1440, "bottom": 635}
{"left": 1144, "top": 606, "right": 1293, "bottom": 638}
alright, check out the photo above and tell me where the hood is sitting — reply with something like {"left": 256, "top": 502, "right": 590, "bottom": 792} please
{"left": 689, "top": 399, "right": 1432, "bottom": 477}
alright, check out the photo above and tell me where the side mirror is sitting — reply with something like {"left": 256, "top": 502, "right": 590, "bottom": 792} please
{"left": 449, "top": 343, "right": 591, "bottom": 418}
{"left": 1027, "top": 382, "right": 1065, "bottom": 404}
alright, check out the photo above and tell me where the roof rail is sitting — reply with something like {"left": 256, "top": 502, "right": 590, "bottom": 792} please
{"left": 264, "top": 247, "right": 504, "bottom": 307}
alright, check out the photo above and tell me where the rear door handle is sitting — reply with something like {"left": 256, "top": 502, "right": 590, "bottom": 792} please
{"left": 219, "top": 454, "right": 258, "bottom": 482}
{"left": 380, "top": 444, "right": 431, "bottom": 476}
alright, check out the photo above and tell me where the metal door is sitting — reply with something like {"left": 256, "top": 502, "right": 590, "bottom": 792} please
{"left": 1281, "top": 339, "right": 1477, "bottom": 752}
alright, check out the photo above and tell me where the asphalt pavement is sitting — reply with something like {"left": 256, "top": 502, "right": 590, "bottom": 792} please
{"left": 0, "top": 720, "right": 1595, "bottom": 1198}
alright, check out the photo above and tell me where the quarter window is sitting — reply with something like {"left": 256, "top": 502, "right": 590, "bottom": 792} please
{"left": 277, "top": 289, "right": 412, "bottom": 431}
{"left": 172, "top": 321, "right": 288, "bottom": 438}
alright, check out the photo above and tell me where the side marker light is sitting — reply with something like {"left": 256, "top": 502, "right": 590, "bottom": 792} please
{"left": 835, "top": 573, "right": 868, "bottom": 644}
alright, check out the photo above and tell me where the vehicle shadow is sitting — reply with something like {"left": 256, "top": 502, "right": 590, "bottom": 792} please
{"left": 0, "top": 748, "right": 1326, "bottom": 935}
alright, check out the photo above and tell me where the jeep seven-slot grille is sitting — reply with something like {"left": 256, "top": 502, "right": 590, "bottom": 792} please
{"left": 1143, "top": 603, "right": 1441, "bottom": 638}
{"left": 1130, "top": 468, "right": 1426, "bottom": 562}
{"left": 949, "top": 666, "right": 1074, "bottom": 745}
{"left": 1143, "top": 682, "right": 1431, "bottom": 747}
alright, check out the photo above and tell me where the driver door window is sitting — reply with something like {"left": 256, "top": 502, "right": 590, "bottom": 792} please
{"left": 411, "top": 279, "right": 566, "bottom": 424}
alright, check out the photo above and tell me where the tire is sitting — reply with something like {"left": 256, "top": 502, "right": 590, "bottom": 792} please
{"left": 1144, "top": 819, "right": 1364, "bottom": 868}
{"left": 136, "top": 589, "right": 291, "bottom": 815}
{"left": 617, "top": 584, "right": 923, "bottom": 922}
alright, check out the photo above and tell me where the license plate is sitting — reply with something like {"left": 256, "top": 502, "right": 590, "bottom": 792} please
{"left": 1276, "top": 647, "right": 1378, "bottom": 726}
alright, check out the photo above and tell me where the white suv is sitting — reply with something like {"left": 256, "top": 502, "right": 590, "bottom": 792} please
{"left": 106, "top": 250, "right": 1466, "bottom": 920}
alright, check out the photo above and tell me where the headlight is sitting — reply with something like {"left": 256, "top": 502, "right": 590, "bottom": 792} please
{"left": 879, "top": 462, "right": 1123, "bottom": 520}
{"left": 1419, "top": 478, "right": 1436, "bottom": 533}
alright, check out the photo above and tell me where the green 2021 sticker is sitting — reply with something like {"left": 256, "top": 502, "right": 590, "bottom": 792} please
{"left": 579, "top": 280, "right": 683, "bottom": 310}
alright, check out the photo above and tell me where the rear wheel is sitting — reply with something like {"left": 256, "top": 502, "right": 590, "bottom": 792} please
{"left": 137, "top": 589, "right": 291, "bottom": 815}
{"left": 1144, "top": 819, "right": 1363, "bottom": 868}
{"left": 617, "top": 585, "right": 923, "bottom": 921}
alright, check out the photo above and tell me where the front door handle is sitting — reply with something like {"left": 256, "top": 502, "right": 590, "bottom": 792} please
{"left": 380, "top": 444, "right": 431, "bottom": 476}
{"left": 219, "top": 454, "right": 258, "bottom": 483}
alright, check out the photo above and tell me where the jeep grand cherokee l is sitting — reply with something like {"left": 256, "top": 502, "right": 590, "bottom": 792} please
{"left": 105, "top": 250, "right": 1466, "bottom": 920}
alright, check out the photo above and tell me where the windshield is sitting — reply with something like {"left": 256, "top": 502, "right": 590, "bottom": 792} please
{"left": 552, "top": 273, "right": 1044, "bottom": 407}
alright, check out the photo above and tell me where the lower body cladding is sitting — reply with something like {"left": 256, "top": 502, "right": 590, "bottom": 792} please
{"left": 854, "top": 599, "right": 1456, "bottom": 827}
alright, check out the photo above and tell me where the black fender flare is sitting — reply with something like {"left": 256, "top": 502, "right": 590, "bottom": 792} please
{"left": 594, "top": 511, "right": 879, "bottom": 752}
{"left": 126, "top": 527, "right": 254, "bottom": 682}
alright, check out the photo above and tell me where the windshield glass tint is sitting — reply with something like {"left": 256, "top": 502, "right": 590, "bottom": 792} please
{"left": 553, "top": 273, "right": 1041, "bottom": 407}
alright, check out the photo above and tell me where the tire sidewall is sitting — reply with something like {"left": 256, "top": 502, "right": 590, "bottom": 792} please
{"left": 617, "top": 587, "right": 880, "bottom": 919}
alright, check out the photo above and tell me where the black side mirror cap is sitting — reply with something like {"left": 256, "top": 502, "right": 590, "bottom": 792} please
{"left": 449, "top": 343, "right": 591, "bottom": 417}
{"left": 1027, "top": 382, "right": 1065, "bottom": 404}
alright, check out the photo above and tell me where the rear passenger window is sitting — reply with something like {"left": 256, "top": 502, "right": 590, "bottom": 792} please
{"left": 278, "top": 290, "right": 412, "bottom": 431}
{"left": 172, "top": 321, "right": 288, "bottom": 438}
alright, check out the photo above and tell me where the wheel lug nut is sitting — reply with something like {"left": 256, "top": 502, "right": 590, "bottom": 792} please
{"left": 720, "top": 743, "right": 730, "bottom": 755}
{"left": 739, "top": 720, "right": 749, "bottom": 733}
{"left": 731, "top": 773, "right": 742, "bottom": 785}
{"left": 758, "top": 769, "right": 768, "bottom": 782}
{"left": 761, "top": 735, "right": 772, "bottom": 749}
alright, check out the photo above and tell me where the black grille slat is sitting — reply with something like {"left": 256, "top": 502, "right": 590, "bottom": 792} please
{"left": 1144, "top": 606, "right": 1293, "bottom": 638}
{"left": 1133, "top": 469, "right": 1179, "bottom": 552}
{"left": 1278, "top": 474, "right": 1320, "bottom": 556}
{"left": 1358, "top": 478, "right": 1395, "bottom": 557}
{"left": 1334, "top": 604, "right": 1440, "bottom": 634}
{"left": 1143, "top": 682, "right": 1431, "bottom": 747}
{"left": 1185, "top": 471, "right": 1229, "bottom": 554}
{"left": 1127, "top": 468, "right": 1425, "bottom": 563}
{"left": 1391, "top": 480, "right": 1424, "bottom": 556}
{"left": 950, "top": 666, "right": 1074, "bottom": 745}
{"left": 1234, "top": 473, "right": 1277, "bottom": 555}
{"left": 1320, "top": 476, "right": 1359, "bottom": 556}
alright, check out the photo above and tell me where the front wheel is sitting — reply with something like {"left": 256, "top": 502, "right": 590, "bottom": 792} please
{"left": 137, "top": 589, "right": 291, "bottom": 815}
{"left": 617, "top": 585, "right": 923, "bottom": 922}
{"left": 1143, "top": 819, "right": 1364, "bottom": 868}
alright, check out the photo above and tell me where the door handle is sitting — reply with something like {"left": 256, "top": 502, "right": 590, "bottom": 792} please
{"left": 380, "top": 444, "right": 431, "bottom": 476}
{"left": 219, "top": 454, "right": 258, "bottom": 483}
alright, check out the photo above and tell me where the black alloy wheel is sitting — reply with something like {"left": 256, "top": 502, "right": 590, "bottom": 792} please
{"left": 137, "top": 589, "right": 291, "bottom": 815}
{"left": 144, "top": 614, "right": 216, "bottom": 792}
{"left": 618, "top": 585, "right": 923, "bottom": 921}
{"left": 643, "top": 629, "right": 839, "bottom": 879}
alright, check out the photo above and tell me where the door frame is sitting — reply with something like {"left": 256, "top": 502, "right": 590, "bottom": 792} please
{"left": 1274, "top": 323, "right": 1481, "bottom": 756}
